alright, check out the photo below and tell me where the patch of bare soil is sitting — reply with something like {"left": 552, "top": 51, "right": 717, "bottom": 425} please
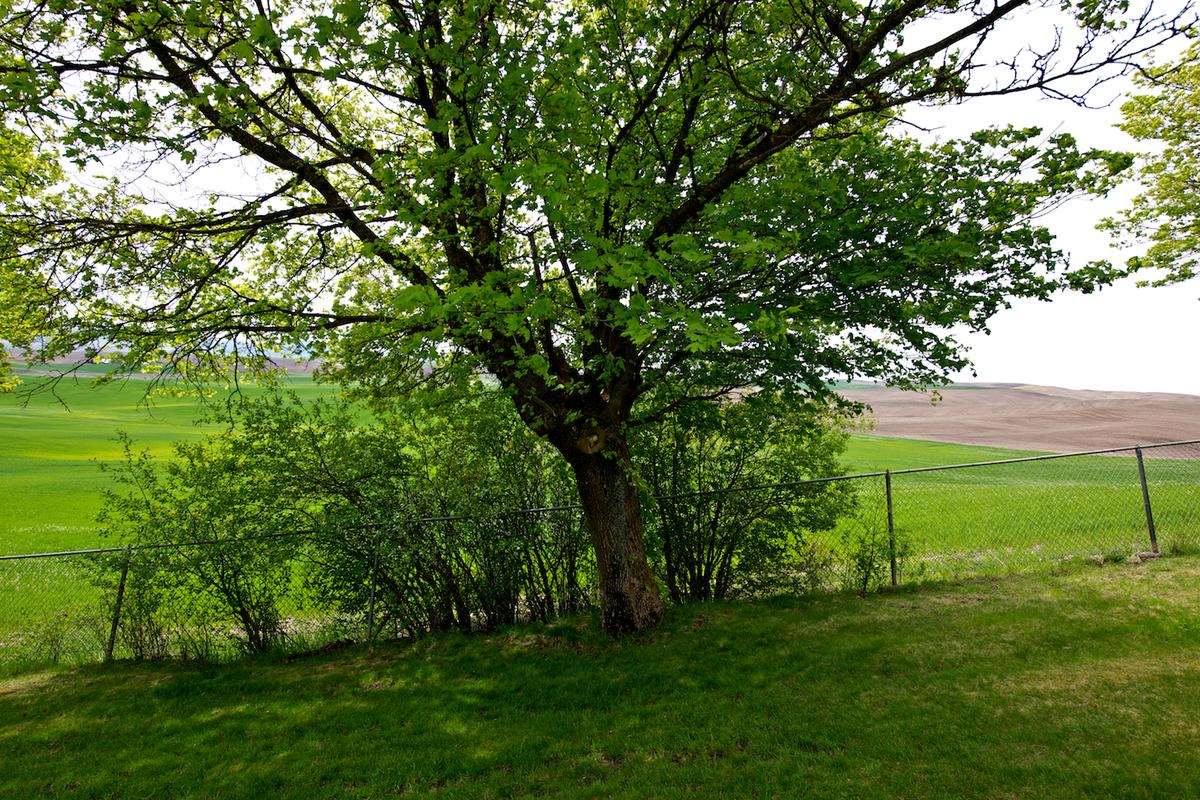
{"left": 838, "top": 383, "right": 1200, "bottom": 453}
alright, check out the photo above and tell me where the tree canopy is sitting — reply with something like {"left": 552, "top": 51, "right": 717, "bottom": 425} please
{"left": 1104, "top": 42, "right": 1200, "bottom": 285}
{"left": 0, "top": 1, "right": 1185, "bottom": 402}
{"left": 0, "top": 0, "right": 1193, "bottom": 632}
{"left": 0, "top": 127, "right": 60, "bottom": 389}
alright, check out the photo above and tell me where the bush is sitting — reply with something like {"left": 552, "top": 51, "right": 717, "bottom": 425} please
{"left": 96, "top": 382, "right": 863, "bottom": 657}
{"left": 632, "top": 389, "right": 856, "bottom": 602}
{"left": 97, "top": 386, "right": 596, "bottom": 655}
{"left": 98, "top": 434, "right": 305, "bottom": 654}
{"left": 293, "top": 389, "right": 594, "bottom": 636}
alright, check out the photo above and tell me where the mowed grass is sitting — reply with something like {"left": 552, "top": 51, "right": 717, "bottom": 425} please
{"left": 0, "top": 375, "right": 338, "bottom": 554}
{"left": 4, "top": 557, "right": 1200, "bottom": 799}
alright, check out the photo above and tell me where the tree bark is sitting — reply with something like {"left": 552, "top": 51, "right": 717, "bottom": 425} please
{"left": 564, "top": 434, "right": 664, "bottom": 635}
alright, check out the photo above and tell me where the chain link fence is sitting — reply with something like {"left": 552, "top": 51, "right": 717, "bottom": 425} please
{"left": 2, "top": 439, "right": 1198, "bottom": 671}
{"left": 0, "top": 509, "right": 597, "bottom": 671}
{"left": 876, "top": 440, "right": 1200, "bottom": 582}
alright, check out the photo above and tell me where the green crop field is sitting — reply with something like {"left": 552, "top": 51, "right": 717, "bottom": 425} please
{"left": 0, "top": 374, "right": 337, "bottom": 554}
{"left": 842, "top": 434, "right": 1042, "bottom": 471}
{"left": 7, "top": 374, "right": 1169, "bottom": 558}
{"left": 2, "top": 376, "right": 1197, "bottom": 570}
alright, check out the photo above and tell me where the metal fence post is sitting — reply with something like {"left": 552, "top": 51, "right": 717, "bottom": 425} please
{"left": 886, "top": 470, "right": 897, "bottom": 586}
{"left": 366, "top": 538, "right": 380, "bottom": 643}
{"left": 105, "top": 547, "right": 131, "bottom": 662}
{"left": 1135, "top": 447, "right": 1159, "bottom": 554}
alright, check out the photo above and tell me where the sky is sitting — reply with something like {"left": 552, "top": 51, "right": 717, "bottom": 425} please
{"left": 946, "top": 102, "right": 1199, "bottom": 396}
{"left": 947, "top": 186, "right": 1200, "bottom": 395}
{"left": 903, "top": 6, "right": 1200, "bottom": 396}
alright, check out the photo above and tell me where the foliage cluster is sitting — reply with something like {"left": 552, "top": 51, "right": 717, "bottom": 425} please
{"left": 0, "top": 127, "right": 59, "bottom": 391}
{"left": 1103, "top": 43, "right": 1200, "bottom": 285}
{"left": 96, "top": 386, "right": 856, "bottom": 655}
{"left": 633, "top": 389, "right": 855, "bottom": 602}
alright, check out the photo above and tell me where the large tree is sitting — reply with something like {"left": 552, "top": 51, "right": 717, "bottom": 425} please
{"left": 0, "top": 0, "right": 1191, "bottom": 633}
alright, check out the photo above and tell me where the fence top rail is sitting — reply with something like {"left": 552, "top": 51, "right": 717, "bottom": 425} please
{"left": 2, "top": 438, "right": 1196, "bottom": 562}
{"left": 885, "top": 437, "right": 1200, "bottom": 477}
{"left": 0, "top": 544, "right": 132, "bottom": 560}
{"left": 0, "top": 528, "right": 318, "bottom": 561}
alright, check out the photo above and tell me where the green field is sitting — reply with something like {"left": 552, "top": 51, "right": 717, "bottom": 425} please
{"left": 6, "top": 374, "right": 1168, "bottom": 554}
{"left": 842, "top": 434, "right": 1042, "bottom": 471}
{"left": 4, "top": 557, "right": 1200, "bottom": 799}
{"left": 0, "top": 375, "right": 336, "bottom": 553}
{"left": 2, "top": 375, "right": 1197, "bottom": 571}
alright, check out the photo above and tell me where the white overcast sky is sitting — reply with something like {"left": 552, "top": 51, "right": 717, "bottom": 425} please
{"left": 903, "top": 4, "right": 1199, "bottom": 396}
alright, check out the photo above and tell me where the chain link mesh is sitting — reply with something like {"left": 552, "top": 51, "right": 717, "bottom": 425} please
{"left": 1140, "top": 441, "right": 1200, "bottom": 553}
{"left": 891, "top": 456, "right": 1140, "bottom": 579}
{"left": 0, "top": 553, "right": 111, "bottom": 669}
{"left": 2, "top": 441, "right": 1198, "bottom": 670}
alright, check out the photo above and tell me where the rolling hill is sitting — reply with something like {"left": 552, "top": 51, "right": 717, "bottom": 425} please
{"left": 838, "top": 382, "right": 1200, "bottom": 452}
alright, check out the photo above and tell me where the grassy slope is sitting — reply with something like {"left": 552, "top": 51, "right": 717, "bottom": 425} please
{"left": 4, "top": 557, "right": 1200, "bottom": 799}
{"left": 0, "top": 376, "right": 335, "bottom": 553}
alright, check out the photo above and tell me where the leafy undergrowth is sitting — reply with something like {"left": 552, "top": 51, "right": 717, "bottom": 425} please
{"left": 4, "top": 558, "right": 1200, "bottom": 799}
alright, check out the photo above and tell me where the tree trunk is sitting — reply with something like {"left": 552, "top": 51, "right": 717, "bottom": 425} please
{"left": 566, "top": 436, "right": 664, "bottom": 635}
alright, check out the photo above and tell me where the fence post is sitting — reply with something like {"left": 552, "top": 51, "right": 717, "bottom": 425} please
{"left": 105, "top": 547, "right": 131, "bottom": 662}
{"left": 886, "top": 470, "right": 897, "bottom": 586}
{"left": 366, "top": 537, "right": 380, "bottom": 643}
{"left": 1135, "top": 447, "right": 1160, "bottom": 555}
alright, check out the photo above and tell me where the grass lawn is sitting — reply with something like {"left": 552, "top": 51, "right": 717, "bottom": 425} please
{"left": 3, "top": 556, "right": 1200, "bottom": 799}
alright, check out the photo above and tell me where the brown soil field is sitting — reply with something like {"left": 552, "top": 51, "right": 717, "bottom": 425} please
{"left": 838, "top": 383, "right": 1200, "bottom": 453}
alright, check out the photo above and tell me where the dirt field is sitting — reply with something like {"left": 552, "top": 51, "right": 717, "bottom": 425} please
{"left": 838, "top": 383, "right": 1200, "bottom": 453}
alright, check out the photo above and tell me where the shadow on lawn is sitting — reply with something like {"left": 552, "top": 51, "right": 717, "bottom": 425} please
{"left": 3, "top": 562, "right": 1200, "bottom": 799}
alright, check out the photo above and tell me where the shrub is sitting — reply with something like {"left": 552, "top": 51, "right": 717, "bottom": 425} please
{"left": 97, "top": 386, "right": 596, "bottom": 655}
{"left": 99, "top": 434, "right": 305, "bottom": 654}
{"left": 632, "top": 389, "right": 856, "bottom": 602}
{"left": 96, "top": 381, "right": 860, "bottom": 655}
{"left": 247, "top": 388, "right": 595, "bottom": 636}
